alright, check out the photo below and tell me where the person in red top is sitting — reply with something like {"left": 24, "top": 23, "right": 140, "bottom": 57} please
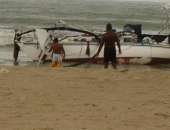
{"left": 94, "top": 23, "right": 122, "bottom": 69}
{"left": 50, "top": 38, "right": 65, "bottom": 67}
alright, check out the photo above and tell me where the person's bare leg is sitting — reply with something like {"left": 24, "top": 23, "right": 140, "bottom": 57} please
{"left": 58, "top": 55, "right": 62, "bottom": 67}
{"left": 112, "top": 62, "right": 117, "bottom": 69}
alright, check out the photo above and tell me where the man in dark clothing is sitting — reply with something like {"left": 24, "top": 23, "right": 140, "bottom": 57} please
{"left": 13, "top": 32, "right": 21, "bottom": 65}
{"left": 94, "top": 23, "right": 121, "bottom": 69}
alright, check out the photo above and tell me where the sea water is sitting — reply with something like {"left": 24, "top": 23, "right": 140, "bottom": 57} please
{"left": 0, "top": 0, "right": 170, "bottom": 65}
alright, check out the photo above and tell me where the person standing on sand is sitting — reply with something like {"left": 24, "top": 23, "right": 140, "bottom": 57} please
{"left": 50, "top": 38, "right": 65, "bottom": 67}
{"left": 13, "top": 30, "right": 21, "bottom": 65}
{"left": 94, "top": 23, "right": 122, "bottom": 69}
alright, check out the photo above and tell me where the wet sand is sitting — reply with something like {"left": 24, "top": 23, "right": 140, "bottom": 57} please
{"left": 0, "top": 65, "right": 170, "bottom": 130}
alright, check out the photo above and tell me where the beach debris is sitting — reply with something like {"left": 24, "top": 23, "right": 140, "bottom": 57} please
{"left": 0, "top": 68, "right": 9, "bottom": 74}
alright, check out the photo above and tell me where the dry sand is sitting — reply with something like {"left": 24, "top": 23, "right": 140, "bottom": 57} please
{"left": 0, "top": 65, "right": 170, "bottom": 130}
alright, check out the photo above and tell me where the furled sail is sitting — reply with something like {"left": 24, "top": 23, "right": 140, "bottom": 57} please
{"left": 35, "top": 29, "right": 50, "bottom": 50}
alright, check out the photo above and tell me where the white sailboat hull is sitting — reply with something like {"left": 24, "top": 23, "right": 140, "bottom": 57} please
{"left": 21, "top": 43, "right": 170, "bottom": 64}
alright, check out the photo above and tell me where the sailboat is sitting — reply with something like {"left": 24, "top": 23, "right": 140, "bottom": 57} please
{"left": 14, "top": 22, "right": 170, "bottom": 65}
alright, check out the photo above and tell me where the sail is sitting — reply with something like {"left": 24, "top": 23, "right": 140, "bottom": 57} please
{"left": 35, "top": 29, "right": 49, "bottom": 50}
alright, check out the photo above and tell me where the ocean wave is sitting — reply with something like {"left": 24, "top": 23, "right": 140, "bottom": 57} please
{"left": 0, "top": 0, "right": 168, "bottom": 46}
{"left": 0, "top": 44, "right": 14, "bottom": 47}
{"left": 0, "top": 0, "right": 166, "bottom": 30}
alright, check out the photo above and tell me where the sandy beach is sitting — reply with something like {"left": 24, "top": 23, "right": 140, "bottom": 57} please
{"left": 0, "top": 65, "right": 170, "bottom": 130}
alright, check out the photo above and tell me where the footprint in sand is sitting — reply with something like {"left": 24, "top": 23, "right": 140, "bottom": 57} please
{"left": 33, "top": 128, "right": 54, "bottom": 130}
{"left": 0, "top": 68, "right": 9, "bottom": 74}
{"left": 154, "top": 113, "right": 170, "bottom": 119}
{"left": 119, "top": 68, "right": 129, "bottom": 72}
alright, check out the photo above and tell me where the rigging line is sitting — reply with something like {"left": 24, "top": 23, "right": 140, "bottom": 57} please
{"left": 78, "top": 40, "right": 83, "bottom": 57}
{"left": 81, "top": 44, "right": 99, "bottom": 68}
